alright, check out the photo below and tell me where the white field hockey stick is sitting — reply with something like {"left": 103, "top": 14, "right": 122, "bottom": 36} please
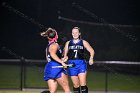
{"left": 52, "top": 64, "right": 75, "bottom": 68}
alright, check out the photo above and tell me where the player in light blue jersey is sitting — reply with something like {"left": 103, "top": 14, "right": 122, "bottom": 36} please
{"left": 64, "top": 27, "right": 95, "bottom": 93}
{"left": 41, "top": 28, "right": 71, "bottom": 93}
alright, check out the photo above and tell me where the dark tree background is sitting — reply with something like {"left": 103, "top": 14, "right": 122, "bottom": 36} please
{"left": 0, "top": 0, "right": 140, "bottom": 61}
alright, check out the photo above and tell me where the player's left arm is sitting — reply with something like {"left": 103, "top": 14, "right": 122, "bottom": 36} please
{"left": 83, "top": 40, "right": 95, "bottom": 65}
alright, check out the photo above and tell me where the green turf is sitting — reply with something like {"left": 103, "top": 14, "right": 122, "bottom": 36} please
{"left": 0, "top": 65, "right": 21, "bottom": 88}
{"left": 0, "top": 65, "right": 140, "bottom": 92}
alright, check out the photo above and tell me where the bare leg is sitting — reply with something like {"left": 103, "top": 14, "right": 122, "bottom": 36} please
{"left": 47, "top": 79, "right": 58, "bottom": 93}
{"left": 78, "top": 72, "right": 88, "bottom": 93}
{"left": 71, "top": 76, "right": 80, "bottom": 93}
{"left": 78, "top": 72, "right": 87, "bottom": 86}
{"left": 71, "top": 76, "right": 80, "bottom": 88}
{"left": 57, "top": 73, "right": 71, "bottom": 93}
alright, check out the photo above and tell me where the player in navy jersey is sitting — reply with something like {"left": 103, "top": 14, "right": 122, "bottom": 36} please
{"left": 63, "top": 27, "right": 95, "bottom": 93}
{"left": 40, "top": 28, "right": 71, "bottom": 93}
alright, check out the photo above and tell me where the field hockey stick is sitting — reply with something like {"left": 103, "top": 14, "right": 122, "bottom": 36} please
{"left": 52, "top": 63, "right": 76, "bottom": 68}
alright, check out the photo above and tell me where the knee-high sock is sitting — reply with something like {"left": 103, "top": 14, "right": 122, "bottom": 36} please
{"left": 41, "top": 90, "right": 50, "bottom": 93}
{"left": 81, "top": 86, "right": 88, "bottom": 93}
{"left": 73, "top": 87, "right": 80, "bottom": 93}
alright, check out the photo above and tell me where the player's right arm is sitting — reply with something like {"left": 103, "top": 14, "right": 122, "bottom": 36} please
{"left": 49, "top": 43, "right": 67, "bottom": 67}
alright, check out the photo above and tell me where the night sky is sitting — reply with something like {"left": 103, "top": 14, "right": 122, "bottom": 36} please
{"left": 0, "top": 0, "right": 140, "bottom": 61}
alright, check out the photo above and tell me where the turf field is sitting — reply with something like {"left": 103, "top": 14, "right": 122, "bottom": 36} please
{"left": 0, "top": 64, "right": 140, "bottom": 92}
{"left": 0, "top": 90, "right": 139, "bottom": 93}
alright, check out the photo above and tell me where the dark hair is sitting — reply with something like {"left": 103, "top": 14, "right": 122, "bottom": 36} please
{"left": 72, "top": 27, "right": 80, "bottom": 32}
{"left": 41, "top": 28, "right": 56, "bottom": 38}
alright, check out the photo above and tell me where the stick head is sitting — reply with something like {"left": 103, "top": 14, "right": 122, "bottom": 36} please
{"left": 68, "top": 63, "right": 76, "bottom": 68}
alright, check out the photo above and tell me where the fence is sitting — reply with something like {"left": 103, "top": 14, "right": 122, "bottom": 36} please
{"left": 0, "top": 59, "right": 140, "bottom": 92}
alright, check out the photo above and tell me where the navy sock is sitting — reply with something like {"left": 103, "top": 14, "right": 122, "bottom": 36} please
{"left": 41, "top": 90, "right": 50, "bottom": 93}
{"left": 73, "top": 87, "right": 80, "bottom": 93}
{"left": 81, "top": 86, "right": 88, "bottom": 93}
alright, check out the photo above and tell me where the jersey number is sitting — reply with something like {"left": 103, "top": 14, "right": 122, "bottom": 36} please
{"left": 74, "top": 50, "right": 78, "bottom": 58}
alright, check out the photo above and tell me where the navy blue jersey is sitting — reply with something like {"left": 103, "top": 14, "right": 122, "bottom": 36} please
{"left": 44, "top": 42, "right": 66, "bottom": 81}
{"left": 46, "top": 42, "right": 62, "bottom": 62}
{"left": 68, "top": 39, "right": 85, "bottom": 59}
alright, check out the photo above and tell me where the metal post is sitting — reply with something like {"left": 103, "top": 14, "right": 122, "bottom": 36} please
{"left": 20, "top": 57, "right": 25, "bottom": 91}
{"left": 105, "top": 67, "right": 108, "bottom": 93}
